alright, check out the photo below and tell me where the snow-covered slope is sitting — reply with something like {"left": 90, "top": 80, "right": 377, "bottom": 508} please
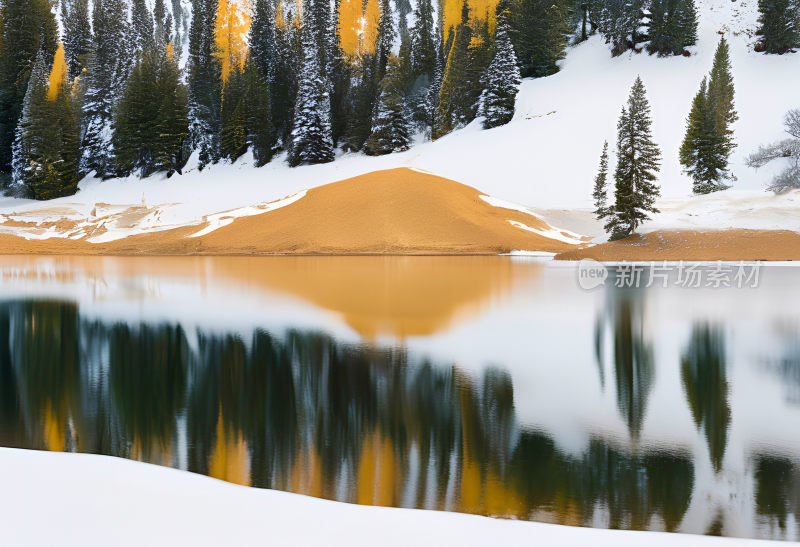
{"left": 0, "top": 448, "right": 790, "bottom": 547}
{"left": 3, "top": 0, "right": 798, "bottom": 240}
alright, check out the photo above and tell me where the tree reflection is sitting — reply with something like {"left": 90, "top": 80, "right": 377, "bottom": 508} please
{"left": 0, "top": 299, "right": 699, "bottom": 533}
{"left": 681, "top": 324, "right": 730, "bottom": 473}
{"left": 607, "top": 288, "right": 654, "bottom": 441}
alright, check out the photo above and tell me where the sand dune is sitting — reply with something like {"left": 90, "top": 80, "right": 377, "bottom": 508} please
{"left": 0, "top": 168, "right": 585, "bottom": 256}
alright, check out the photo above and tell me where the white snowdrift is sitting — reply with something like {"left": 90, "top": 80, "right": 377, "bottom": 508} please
{"left": 1, "top": 0, "right": 799, "bottom": 241}
{"left": 0, "top": 447, "right": 789, "bottom": 547}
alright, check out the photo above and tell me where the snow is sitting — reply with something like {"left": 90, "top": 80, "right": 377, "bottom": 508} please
{"left": 4, "top": 0, "right": 800, "bottom": 241}
{"left": 0, "top": 447, "right": 790, "bottom": 547}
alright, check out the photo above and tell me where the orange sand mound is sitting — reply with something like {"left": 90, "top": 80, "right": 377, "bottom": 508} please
{"left": 0, "top": 168, "right": 582, "bottom": 256}
{"left": 555, "top": 229, "right": 800, "bottom": 261}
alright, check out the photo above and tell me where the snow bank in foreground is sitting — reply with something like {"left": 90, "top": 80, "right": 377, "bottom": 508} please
{"left": 0, "top": 448, "right": 790, "bottom": 547}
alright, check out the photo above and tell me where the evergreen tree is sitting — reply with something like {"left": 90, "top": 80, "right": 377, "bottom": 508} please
{"left": 513, "top": 0, "right": 571, "bottom": 76}
{"left": 648, "top": 0, "right": 698, "bottom": 56}
{"left": 410, "top": 0, "right": 436, "bottom": 84}
{"left": 605, "top": 77, "right": 661, "bottom": 240}
{"left": 375, "top": 0, "right": 396, "bottom": 83}
{"left": 480, "top": 6, "right": 521, "bottom": 130}
{"left": 188, "top": 0, "right": 222, "bottom": 168}
{"left": 80, "top": 0, "right": 130, "bottom": 178}
{"left": 114, "top": 44, "right": 188, "bottom": 177}
{"left": 0, "top": 0, "right": 58, "bottom": 175}
{"left": 464, "top": 17, "right": 492, "bottom": 121}
{"left": 270, "top": 5, "right": 299, "bottom": 146}
{"left": 242, "top": 56, "right": 275, "bottom": 166}
{"left": 219, "top": 67, "right": 248, "bottom": 162}
{"left": 598, "top": 0, "right": 645, "bottom": 56}
{"left": 61, "top": 0, "right": 93, "bottom": 80}
{"left": 593, "top": 140, "right": 610, "bottom": 219}
{"left": 131, "top": 0, "right": 156, "bottom": 56}
{"left": 289, "top": 23, "right": 334, "bottom": 166}
{"left": 12, "top": 46, "right": 80, "bottom": 200}
{"left": 756, "top": 0, "right": 800, "bottom": 53}
{"left": 680, "top": 38, "right": 737, "bottom": 193}
{"left": 365, "top": 55, "right": 411, "bottom": 155}
{"left": 250, "top": 0, "right": 278, "bottom": 106}
{"left": 153, "top": 0, "right": 174, "bottom": 48}
{"left": 434, "top": 1, "right": 472, "bottom": 139}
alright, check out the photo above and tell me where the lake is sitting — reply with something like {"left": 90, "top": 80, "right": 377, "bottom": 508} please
{"left": 0, "top": 256, "right": 797, "bottom": 541}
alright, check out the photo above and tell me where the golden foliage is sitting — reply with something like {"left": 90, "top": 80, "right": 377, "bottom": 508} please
{"left": 275, "top": 1, "right": 286, "bottom": 30}
{"left": 47, "top": 43, "right": 68, "bottom": 102}
{"left": 214, "top": 0, "right": 252, "bottom": 84}
{"left": 166, "top": 41, "right": 175, "bottom": 61}
{"left": 338, "top": 0, "right": 381, "bottom": 61}
{"left": 442, "top": 0, "right": 499, "bottom": 38}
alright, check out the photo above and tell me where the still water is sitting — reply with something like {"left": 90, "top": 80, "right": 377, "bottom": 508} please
{"left": 0, "top": 256, "right": 798, "bottom": 540}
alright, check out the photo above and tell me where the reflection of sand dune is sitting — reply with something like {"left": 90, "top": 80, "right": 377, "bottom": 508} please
{"left": 0, "top": 255, "right": 542, "bottom": 339}
{"left": 209, "top": 256, "right": 542, "bottom": 338}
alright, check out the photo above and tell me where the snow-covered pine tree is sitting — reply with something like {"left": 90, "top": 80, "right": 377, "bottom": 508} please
{"left": 270, "top": 4, "right": 300, "bottom": 146}
{"left": 593, "top": 141, "right": 610, "bottom": 219}
{"left": 288, "top": 23, "right": 334, "bottom": 166}
{"left": 250, "top": 0, "right": 278, "bottom": 110}
{"left": 131, "top": 0, "right": 156, "bottom": 56}
{"left": 171, "top": 0, "right": 188, "bottom": 55}
{"left": 464, "top": 17, "right": 491, "bottom": 121}
{"left": 426, "top": 31, "right": 444, "bottom": 137}
{"left": 605, "top": 76, "right": 661, "bottom": 240}
{"left": 80, "top": 0, "right": 130, "bottom": 178}
{"left": 365, "top": 55, "right": 411, "bottom": 155}
{"left": 480, "top": 5, "right": 520, "bottom": 130}
{"left": 12, "top": 45, "right": 80, "bottom": 200}
{"left": 188, "top": 0, "right": 222, "bottom": 168}
{"left": 61, "top": 0, "right": 93, "bottom": 80}
{"left": 375, "top": 0, "right": 396, "bottom": 83}
{"left": 756, "top": 0, "right": 800, "bottom": 53}
{"left": 599, "top": 0, "right": 646, "bottom": 56}
{"left": 153, "top": 0, "right": 174, "bottom": 49}
{"left": 0, "top": 0, "right": 58, "bottom": 175}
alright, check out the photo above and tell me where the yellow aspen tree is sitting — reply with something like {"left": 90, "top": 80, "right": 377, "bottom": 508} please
{"left": 47, "top": 43, "right": 69, "bottom": 101}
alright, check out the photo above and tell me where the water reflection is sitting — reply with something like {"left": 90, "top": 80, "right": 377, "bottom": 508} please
{"left": 0, "top": 258, "right": 799, "bottom": 541}
{"left": 0, "top": 300, "right": 696, "bottom": 530}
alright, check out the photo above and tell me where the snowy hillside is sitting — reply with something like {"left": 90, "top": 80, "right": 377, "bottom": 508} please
{"left": 2, "top": 0, "right": 799, "bottom": 240}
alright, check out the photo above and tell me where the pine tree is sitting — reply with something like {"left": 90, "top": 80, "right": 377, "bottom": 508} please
{"left": 756, "top": 0, "right": 800, "bottom": 53}
{"left": 0, "top": 0, "right": 58, "bottom": 174}
{"left": 513, "top": 0, "right": 571, "bottom": 76}
{"left": 680, "top": 78, "right": 722, "bottom": 193}
{"left": 598, "top": 0, "right": 645, "bottom": 56}
{"left": 114, "top": 44, "right": 188, "bottom": 177}
{"left": 61, "top": 0, "right": 93, "bottom": 80}
{"left": 680, "top": 38, "right": 737, "bottom": 193}
{"left": 242, "top": 56, "right": 275, "bottom": 166}
{"left": 480, "top": 6, "right": 520, "bottom": 130}
{"left": 605, "top": 77, "right": 661, "bottom": 240}
{"left": 131, "top": 0, "right": 156, "bottom": 56}
{"left": 434, "top": 1, "right": 472, "bottom": 139}
{"left": 80, "top": 0, "right": 130, "bottom": 178}
{"left": 593, "top": 141, "right": 610, "bottom": 219}
{"left": 289, "top": 23, "right": 334, "bottom": 166}
{"left": 12, "top": 46, "right": 80, "bottom": 200}
{"left": 188, "top": 0, "right": 222, "bottom": 168}
{"left": 365, "top": 55, "right": 411, "bottom": 155}
{"left": 648, "top": 0, "right": 698, "bottom": 56}
{"left": 464, "top": 18, "right": 492, "bottom": 121}
{"left": 270, "top": 3, "right": 299, "bottom": 146}
{"left": 410, "top": 0, "right": 436, "bottom": 84}
{"left": 154, "top": 0, "right": 174, "bottom": 48}
{"left": 219, "top": 67, "right": 248, "bottom": 162}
